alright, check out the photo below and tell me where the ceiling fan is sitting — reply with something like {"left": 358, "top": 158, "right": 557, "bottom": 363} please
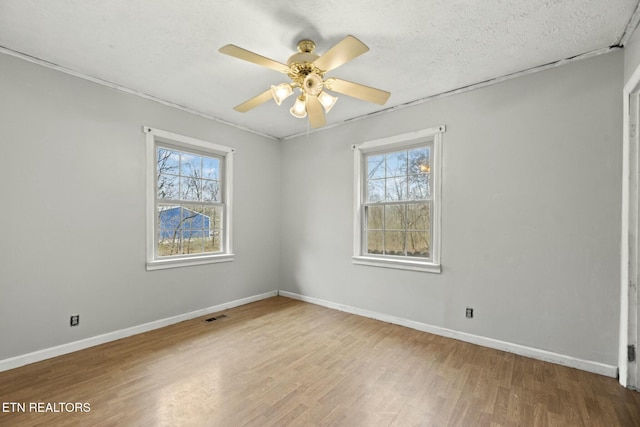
{"left": 219, "top": 35, "right": 391, "bottom": 128}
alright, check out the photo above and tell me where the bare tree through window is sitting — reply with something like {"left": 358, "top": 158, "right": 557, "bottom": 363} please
{"left": 364, "top": 146, "right": 431, "bottom": 258}
{"left": 156, "top": 147, "right": 223, "bottom": 257}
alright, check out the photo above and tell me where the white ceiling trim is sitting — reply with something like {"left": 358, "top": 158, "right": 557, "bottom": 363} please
{"left": 0, "top": 44, "right": 622, "bottom": 141}
{"left": 1, "top": 0, "right": 636, "bottom": 138}
{"left": 620, "top": 1, "right": 640, "bottom": 46}
{"left": 282, "top": 45, "right": 621, "bottom": 140}
{"left": 0, "top": 45, "right": 278, "bottom": 141}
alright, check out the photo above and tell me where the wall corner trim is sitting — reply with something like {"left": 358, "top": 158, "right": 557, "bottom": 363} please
{"left": 0, "top": 291, "right": 278, "bottom": 373}
{"left": 278, "top": 290, "right": 617, "bottom": 378}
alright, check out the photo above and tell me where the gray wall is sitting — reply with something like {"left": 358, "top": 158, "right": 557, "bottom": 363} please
{"left": 0, "top": 48, "right": 625, "bottom": 368}
{"left": 280, "top": 51, "right": 623, "bottom": 366}
{"left": 0, "top": 53, "right": 281, "bottom": 360}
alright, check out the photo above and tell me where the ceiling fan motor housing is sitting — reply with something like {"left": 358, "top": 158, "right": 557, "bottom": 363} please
{"left": 287, "top": 41, "right": 319, "bottom": 66}
{"left": 286, "top": 52, "right": 319, "bottom": 66}
{"left": 286, "top": 39, "right": 325, "bottom": 89}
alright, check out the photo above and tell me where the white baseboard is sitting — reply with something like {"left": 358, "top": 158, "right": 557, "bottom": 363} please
{"left": 278, "top": 290, "right": 618, "bottom": 378}
{"left": 0, "top": 291, "right": 277, "bottom": 373}
{"left": 1, "top": 289, "right": 617, "bottom": 379}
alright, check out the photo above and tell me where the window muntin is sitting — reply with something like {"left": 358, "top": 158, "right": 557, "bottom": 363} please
{"left": 145, "top": 127, "right": 234, "bottom": 270}
{"left": 363, "top": 145, "right": 432, "bottom": 259}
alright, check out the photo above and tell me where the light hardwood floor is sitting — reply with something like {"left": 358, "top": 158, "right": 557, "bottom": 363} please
{"left": 0, "top": 296, "right": 639, "bottom": 426}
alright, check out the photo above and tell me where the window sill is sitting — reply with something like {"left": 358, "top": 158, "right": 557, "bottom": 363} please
{"left": 146, "top": 253, "right": 234, "bottom": 271}
{"left": 352, "top": 255, "right": 441, "bottom": 273}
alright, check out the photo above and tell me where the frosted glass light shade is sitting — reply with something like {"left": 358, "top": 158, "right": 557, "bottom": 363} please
{"left": 318, "top": 91, "right": 338, "bottom": 113}
{"left": 271, "top": 83, "right": 293, "bottom": 106}
{"left": 290, "top": 96, "right": 307, "bottom": 118}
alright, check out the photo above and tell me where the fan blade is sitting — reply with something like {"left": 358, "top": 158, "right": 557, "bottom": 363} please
{"left": 306, "top": 95, "right": 326, "bottom": 128}
{"left": 313, "top": 35, "right": 369, "bottom": 72}
{"left": 219, "top": 44, "right": 290, "bottom": 73}
{"left": 325, "top": 78, "right": 390, "bottom": 105}
{"left": 233, "top": 89, "right": 273, "bottom": 112}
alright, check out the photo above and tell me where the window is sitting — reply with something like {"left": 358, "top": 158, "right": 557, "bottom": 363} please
{"left": 352, "top": 126, "right": 444, "bottom": 273}
{"left": 145, "top": 127, "right": 234, "bottom": 270}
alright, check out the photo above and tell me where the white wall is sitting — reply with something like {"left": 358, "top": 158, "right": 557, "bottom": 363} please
{"left": 0, "top": 53, "right": 281, "bottom": 360}
{"left": 280, "top": 51, "right": 623, "bottom": 366}
{"left": 622, "top": 25, "right": 640, "bottom": 386}
{"left": 625, "top": 23, "right": 640, "bottom": 85}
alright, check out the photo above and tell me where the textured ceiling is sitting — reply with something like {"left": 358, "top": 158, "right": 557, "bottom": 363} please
{"left": 0, "top": 0, "right": 638, "bottom": 139}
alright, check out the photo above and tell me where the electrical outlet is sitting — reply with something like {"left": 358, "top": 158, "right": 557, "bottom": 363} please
{"left": 465, "top": 308, "right": 473, "bottom": 319}
{"left": 70, "top": 315, "right": 79, "bottom": 327}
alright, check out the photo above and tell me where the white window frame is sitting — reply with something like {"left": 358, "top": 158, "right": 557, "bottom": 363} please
{"left": 352, "top": 126, "right": 444, "bottom": 273}
{"left": 144, "top": 126, "right": 235, "bottom": 270}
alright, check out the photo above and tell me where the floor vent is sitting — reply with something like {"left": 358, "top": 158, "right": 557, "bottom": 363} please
{"left": 204, "top": 314, "right": 227, "bottom": 322}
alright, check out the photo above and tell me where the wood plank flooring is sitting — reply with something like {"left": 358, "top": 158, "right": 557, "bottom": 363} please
{"left": 0, "top": 296, "right": 639, "bottom": 426}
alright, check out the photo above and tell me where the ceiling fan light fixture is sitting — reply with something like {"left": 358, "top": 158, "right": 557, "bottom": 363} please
{"left": 220, "top": 35, "right": 390, "bottom": 128}
{"left": 318, "top": 91, "right": 338, "bottom": 113}
{"left": 271, "top": 83, "right": 293, "bottom": 106}
{"left": 290, "top": 95, "right": 307, "bottom": 118}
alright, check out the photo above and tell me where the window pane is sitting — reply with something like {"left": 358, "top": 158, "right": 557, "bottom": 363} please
{"left": 202, "top": 156, "right": 220, "bottom": 180}
{"left": 180, "top": 177, "right": 201, "bottom": 201}
{"left": 367, "top": 230, "right": 383, "bottom": 255}
{"left": 203, "top": 206, "right": 223, "bottom": 230}
{"left": 157, "top": 173, "right": 179, "bottom": 199}
{"left": 385, "top": 177, "right": 407, "bottom": 201}
{"left": 157, "top": 205, "right": 182, "bottom": 256}
{"left": 156, "top": 203, "right": 225, "bottom": 256}
{"left": 407, "top": 231, "right": 430, "bottom": 258}
{"left": 385, "top": 151, "right": 407, "bottom": 177}
{"left": 408, "top": 174, "right": 429, "bottom": 200}
{"left": 367, "top": 179, "right": 385, "bottom": 202}
{"left": 158, "top": 205, "right": 182, "bottom": 230}
{"left": 180, "top": 153, "right": 201, "bottom": 177}
{"left": 182, "top": 207, "right": 204, "bottom": 229}
{"left": 384, "top": 231, "right": 405, "bottom": 255}
{"left": 366, "top": 205, "right": 383, "bottom": 229}
{"left": 158, "top": 230, "right": 181, "bottom": 256}
{"left": 408, "top": 147, "right": 430, "bottom": 174}
{"left": 182, "top": 230, "right": 204, "bottom": 254}
{"left": 384, "top": 204, "right": 405, "bottom": 230}
{"left": 367, "top": 154, "right": 385, "bottom": 179}
{"left": 157, "top": 148, "right": 179, "bottom": 175}
{"left": 158, "top": 205, "right": 182, "bottom": 257}
{"left": 181, "top": 229, "right": 196, "bottom": 240}
{"left": 202, "top": 180, "right": 220, "bottom": 202}
{"left": 407, "top": 203, "right": 430, "bottom": 230}
{"left": 205, "top": 230, "right": 222, "bottom": 253}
